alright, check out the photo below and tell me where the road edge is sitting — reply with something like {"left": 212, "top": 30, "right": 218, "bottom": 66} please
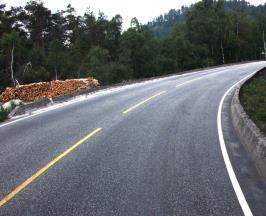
{"left": 230, "top": 68, "right": 266, "bottom": 181}
{"left": 217, "top": 71, "right": 260, "bottom": 216}
{"left": 6, "top": 61, "right": 259, "bottom": 119}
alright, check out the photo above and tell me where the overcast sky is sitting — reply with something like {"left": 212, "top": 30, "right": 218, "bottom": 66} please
{"left": 3, "top": 0, "right": 265, "bottom": 29}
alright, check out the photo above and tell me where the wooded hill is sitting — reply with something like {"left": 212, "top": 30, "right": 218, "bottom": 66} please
{"left": 148, "top": 0, "right": 266, "bottom": 37}
{"left": 1, "top": 0, "right": 265, "bottom": 92}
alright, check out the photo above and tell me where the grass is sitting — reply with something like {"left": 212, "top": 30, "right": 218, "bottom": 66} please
{"left": 240, "top": 69, "right": 266, "bottom": 135}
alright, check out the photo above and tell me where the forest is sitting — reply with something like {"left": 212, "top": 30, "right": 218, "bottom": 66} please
{"left": 0, "top": 0, "right": 265, "bottom": 91}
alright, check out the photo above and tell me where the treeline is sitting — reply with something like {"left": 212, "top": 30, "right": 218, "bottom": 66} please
{"left": 148, "top": 7, "right": 188, "bottom": 37}
{"left": 148, "top": 0, "right": 266, "bottom": 38}
{"left": 0, "top": 0, "right": 265, "bottom": 91}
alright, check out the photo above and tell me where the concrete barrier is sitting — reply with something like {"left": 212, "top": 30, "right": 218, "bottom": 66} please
{"left": 231, "top": 69, "right": 266, "bottom": 181}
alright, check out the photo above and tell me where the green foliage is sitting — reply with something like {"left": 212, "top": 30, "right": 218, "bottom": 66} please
{"left": 106, "top": 63, "right": 133, "bottom": 84}
{"left": 80, "top": 46, "right": 132, "bottom": 84}
{"left": 28, "top": 47, "right": 45, "bottom": 68}
{"left": 104, "top": 15, "right": 123, "bottom": 60}
{"left": 119, "top": 23, "right": 162, "bottom": 78}
{"left": 24, "top": 66, "right": 50, "bottom": 83}
{"left": 0, "top": 31, "right": 22, "bottom": 86}
{"left": 47, "top": 39, "right": 65, "bottom": 79}
{"left": 0, "top": 32, "right": 21, "bottom": 49}
{"left": 0, "top": 100, "right": 20, "bottom": 122}
{"left": 148, "top": 8, "right": 188, "bottom": 37}
{"left": 92, "top": 63, "right": 133, "bottom": 85}
{"left": 0, "top": 0, "right": 265, "bottom": 90}
{"left": 80, "top": 46, "right": 110, "bottom": 78}
{"left": 0, "top": 106, "right": 8, "bottom": 122}
{"left": 240, "top": 71, "right": 266, "bottom": 134}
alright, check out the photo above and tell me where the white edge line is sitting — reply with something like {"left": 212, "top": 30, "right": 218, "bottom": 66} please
{"left": 175, "top": 62, "right": 264, "bottom": 88}
{"left": 217, "top": 71, "right": 258, "bottom": 216}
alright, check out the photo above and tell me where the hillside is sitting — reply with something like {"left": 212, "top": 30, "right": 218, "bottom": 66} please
{"left": 1, "top": 0, "right": 265, "bottom": 93}
{"left": 148, "top": 0, "right": 266, "bottom": 37}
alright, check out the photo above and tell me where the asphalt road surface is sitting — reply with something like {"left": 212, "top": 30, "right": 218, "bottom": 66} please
{"left": 1, "top": 62, "right": 266, "bottom": 216}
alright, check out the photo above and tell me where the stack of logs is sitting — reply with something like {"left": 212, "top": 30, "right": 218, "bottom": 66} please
{"left": 0, "top": 78, "right": 99, "bottom": 103}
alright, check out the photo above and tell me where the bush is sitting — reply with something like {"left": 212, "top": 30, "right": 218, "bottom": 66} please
{"left": 240, "top": 71, "right": 266, "bottom": 134}
{"left": 24, "top": 67, "right": 51, "bottom": 84}
{"left": 0, "top": 106, "right": 8, "bottom": 122}
{"left": 80, "top": 47, "right": 134, "bottom": 85}
{"left": 95, "top": 63, "right": 133, "bottom": 85}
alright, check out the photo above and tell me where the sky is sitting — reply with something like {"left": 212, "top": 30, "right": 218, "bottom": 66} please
{"left": 3, "top": 0, "right": 265, "bottom": 29}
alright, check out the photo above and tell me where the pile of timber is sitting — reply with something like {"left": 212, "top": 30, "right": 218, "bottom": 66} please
{"left": 0, "top": 77, "right": 99, "bottom": 103}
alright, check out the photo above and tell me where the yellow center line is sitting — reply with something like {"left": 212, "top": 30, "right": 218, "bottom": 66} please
{"left": 0, "top": 128, "right": 102, "bottom": 207}
{"left": 123, "top": 91, "right": 167, "bottom": 114}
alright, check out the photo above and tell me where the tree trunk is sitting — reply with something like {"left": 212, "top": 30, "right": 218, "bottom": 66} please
{"left": 236, "top": 20, "right": 239, "bottom": 62}
{"left": 23, "top": 62, "right": 32, "bottom": 79}
{"left": 55, "top": 66, "right": 58, "bottom": 80}
{"left": 10, "top": 42, "right": 16, "bottom": 86}
{"left": 263, "top": 31, "right": 266, "bottom": 61}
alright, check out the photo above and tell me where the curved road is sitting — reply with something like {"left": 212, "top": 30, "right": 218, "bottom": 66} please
{"left": 0, "top": 62, "right": 266, "bottom": 215}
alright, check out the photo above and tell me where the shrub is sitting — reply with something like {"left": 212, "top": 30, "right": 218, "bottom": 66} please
{"left": 0, "top": 105, "right": 8, "bottom": 122}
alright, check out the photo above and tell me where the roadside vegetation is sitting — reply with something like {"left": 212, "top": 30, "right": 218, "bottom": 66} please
{"left": 0, "top": 106, "right": 8, "bottom": 122}
{"left": 0, "top": 0, "right": 265, "bottom": 92}
{"left": 0, "top": 100, "right": 22, "bottom": 122}
{"left": 240, "top": 70, "right": 266, "bottom": 135}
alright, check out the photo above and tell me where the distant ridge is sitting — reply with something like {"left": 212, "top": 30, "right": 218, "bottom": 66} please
{"left": 148, "top": 0, "right": 265, "bottom": 37}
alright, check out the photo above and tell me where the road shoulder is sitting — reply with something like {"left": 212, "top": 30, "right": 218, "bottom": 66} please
{"left": 230, "top": 68, "right": 266, "bottom": 181}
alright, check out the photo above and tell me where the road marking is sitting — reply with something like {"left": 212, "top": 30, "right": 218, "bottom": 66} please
{"left": 123, "top": 91, "right": 166, "bottom": 114}
{"left": 217, "top": 72, "right": 257, "bottom": 216}
{"left": 175, "top": 64, "right": 250, "bottom": 88}
{"left": 0, "top": 128, "right": 102, "bottom": 207}
{"left": 1, "top": 63, "right": 260, "bottom": 129}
